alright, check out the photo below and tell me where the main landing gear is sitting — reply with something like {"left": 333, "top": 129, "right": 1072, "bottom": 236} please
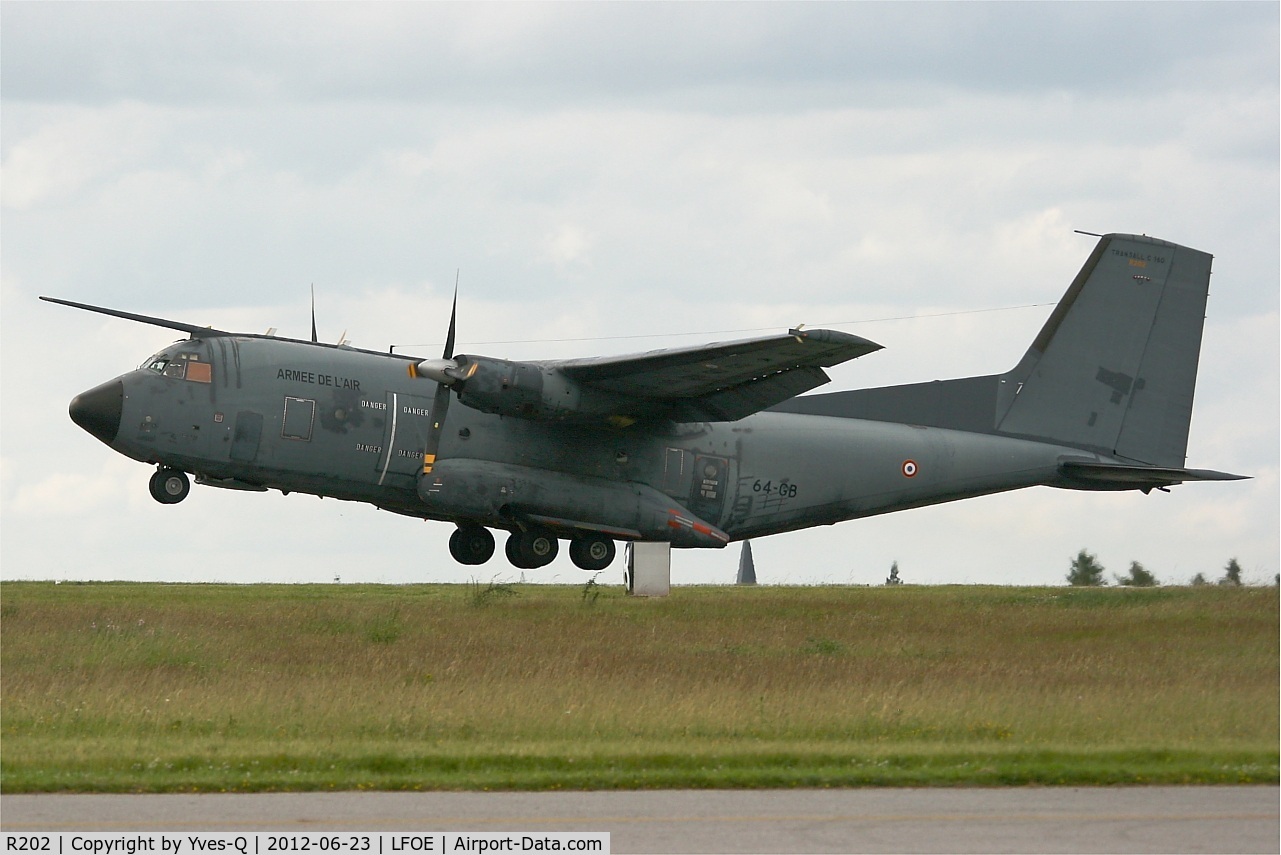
{"left": 506, "top": 528, "right": 559, "bottom": 569}
{"left": 148, "top": 467, "right": 190, "bottom": 504}
{"left": 448, "top": 524, "right": 617, "bottom": 571}
{"left": 449, "top": 524, "right": 496, "bottom": 565}
{"left": 569, "top": 534, "right": 616, "bottom": 572}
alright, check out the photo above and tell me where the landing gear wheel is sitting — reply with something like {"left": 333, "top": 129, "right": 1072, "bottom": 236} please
{"left": 505, "top": 533, "right": 526, "bottom": 568}
{"left": 149, "top": 468, "right": 190, "bottom": 504}
{"left": 569, "top": 535, "right": 616, "bottom": 571}
{"left": 505, "top": 529, "right": 559, "bottom": 569}
{"left": 449, "top": 525, "right": 495, "bottom": 565}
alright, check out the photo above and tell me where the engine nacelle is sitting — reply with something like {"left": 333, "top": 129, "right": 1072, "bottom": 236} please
{"left": 451, "top": 356, "right": 546, "bottom": 418}
{"left": 448, "top": 356, "right": 631, "bottom": 422}
{"left": 417, "top": 458, "right": 729, "bottom": 548}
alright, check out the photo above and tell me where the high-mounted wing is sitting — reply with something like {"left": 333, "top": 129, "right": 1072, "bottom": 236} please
{"left": 556, "top": 328, "right": 882, "bottom": 421}
{"left": 412, "top": 327, "right": 882, "bottom": 424}
{"left": 40, "top": 296, "right": 234, "bottom": 338}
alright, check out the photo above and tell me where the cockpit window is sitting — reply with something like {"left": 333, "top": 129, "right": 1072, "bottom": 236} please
{"left": 141, "top": 350, "right": 210, "bottom": 382}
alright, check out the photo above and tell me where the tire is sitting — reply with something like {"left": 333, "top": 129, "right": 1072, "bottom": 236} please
{"left": 506, "top": 529, "right": 558, "bottom": 569}
{"left": 504, "top": 532, "right": 528, "bottom": 568}
{"left": 148, "top": 468, "right": 190, "bottom": 504}
{"left": 449, "top": 525, "right": 495, "bottom": 565}
{"left": 569, "top": 535, "right": 616, "bottom": 571}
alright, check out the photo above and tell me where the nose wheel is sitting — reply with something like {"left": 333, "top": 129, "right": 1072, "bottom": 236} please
{"left": 148, "top": 468, "right": 190, "bottom": 504}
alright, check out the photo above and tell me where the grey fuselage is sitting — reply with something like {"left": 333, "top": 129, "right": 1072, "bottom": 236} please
{"left": 84, "top": 332, "right": 1092, "bottom": 547}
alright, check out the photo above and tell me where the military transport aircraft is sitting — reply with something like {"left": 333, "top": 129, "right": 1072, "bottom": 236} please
{"left": 44, "top": 233, "right": 1245, "bottom": 571}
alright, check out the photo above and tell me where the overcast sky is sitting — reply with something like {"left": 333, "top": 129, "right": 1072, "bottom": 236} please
{"left": 2, "top": 2, "right": 1277, "bottom": 587}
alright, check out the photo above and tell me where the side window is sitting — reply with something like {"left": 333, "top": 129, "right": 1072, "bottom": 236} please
{"left": 282, "top": 397, "right": 316, "bottom": 441}
{"left": 174, "top": 352, "right": 211, "bottom": 383}
{"left": 186, "top": 362, "right": 212, "bottom": 383}
{"left": 162, "top": 362, "right": 187, "bottom": 379}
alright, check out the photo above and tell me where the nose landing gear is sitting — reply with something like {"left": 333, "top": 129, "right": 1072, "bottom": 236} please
{"left": 148, "top": 467, "right": 191, "bottom": 504}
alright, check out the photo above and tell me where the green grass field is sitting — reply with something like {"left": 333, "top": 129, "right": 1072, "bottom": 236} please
{"left": 1, "top": 581, "right": 1276, "bottom": 792}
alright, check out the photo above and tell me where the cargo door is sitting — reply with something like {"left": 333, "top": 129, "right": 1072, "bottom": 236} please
{"left": 375, "top": 392, "right": 435, "bottom": 486}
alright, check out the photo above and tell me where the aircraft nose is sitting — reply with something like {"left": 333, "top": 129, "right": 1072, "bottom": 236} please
{"left": 69, "top": 379, "right": 123, "bottom": 445}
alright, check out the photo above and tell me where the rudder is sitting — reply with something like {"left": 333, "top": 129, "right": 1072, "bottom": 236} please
{"left": 994, "top": 233, "right": 1213, "bottom": 467}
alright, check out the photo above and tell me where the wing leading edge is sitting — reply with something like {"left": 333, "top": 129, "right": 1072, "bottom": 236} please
{"left": 553, "top": 328, "right": 882, "bottom": 421}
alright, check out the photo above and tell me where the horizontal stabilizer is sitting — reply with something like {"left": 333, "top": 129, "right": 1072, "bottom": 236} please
{"left": 1058, "top": 460, "right": 1248, "bottom": 491}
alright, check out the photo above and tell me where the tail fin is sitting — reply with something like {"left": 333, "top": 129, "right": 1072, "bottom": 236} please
{"left": 994, "top": 233, "right": 1211, "bottom": 466}
{"left": 772, "top": 233, "right": 1219, "bottom": 469}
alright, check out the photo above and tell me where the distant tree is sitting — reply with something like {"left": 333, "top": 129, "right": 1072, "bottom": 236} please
{"left": 885, "top": 561, "right": 902, "bottom": 586}
{"left": 1189, "top": 572, "right": 1209, "bottom": 587}
{"left": 1218, "top": 558, "right": 1243, "bottom": 586}
{"left": 1115, "top": 560, "right": 1158, "bottom": 587}
{"left": 1067, "top": 550, "right": 1107, "bottom": 586}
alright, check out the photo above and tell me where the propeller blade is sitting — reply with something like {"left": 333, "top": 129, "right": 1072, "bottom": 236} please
{"left": 443, "top": 279, "right": 458, "bottom": 359}
{"left": 411, "top": 283, "right": 464, "bottom": 380}
{"left": 422, "top": 278, "right": 460, "bottom": 476}
{"left": 310, "top": 284, "right": 318, "bottom": 343}
{"left": 422, "top": 381, "right": 452, "bottom": 476}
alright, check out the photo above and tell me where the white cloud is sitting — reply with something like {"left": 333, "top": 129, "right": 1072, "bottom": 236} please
{"left": 0, "top": 104, "right": 163, "bottom": 209}
{"left": 542, "top": 224, "right": 593, "bottom": 274}
{"left": 4, "top": 4, "right": 1273, "bottom": 107}
{"left": 4, "top": 460, "right": 139, "bottom": 518}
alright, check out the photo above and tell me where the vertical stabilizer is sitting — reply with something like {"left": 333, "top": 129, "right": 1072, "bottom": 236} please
{"left": 995, "top": 234, "right": 1213, "bottom": 466}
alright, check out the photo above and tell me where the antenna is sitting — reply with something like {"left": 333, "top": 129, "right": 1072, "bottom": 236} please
{"left": 310, "top": 284, "right": 319, "bottom": 343}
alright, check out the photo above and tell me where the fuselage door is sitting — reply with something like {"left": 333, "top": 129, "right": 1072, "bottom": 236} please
{"left": 376, "top": 392, "right": 435, "bottom": 486}
{"left": 230, "top": 411, "right": 263, "bottom": 462}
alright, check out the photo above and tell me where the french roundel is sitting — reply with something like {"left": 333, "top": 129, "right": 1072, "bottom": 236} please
{"left": 901, "top": 459, "right": 918, "bottom": 478}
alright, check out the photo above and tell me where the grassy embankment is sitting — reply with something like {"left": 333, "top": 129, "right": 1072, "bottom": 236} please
{"left": 1, "top": 581, "right": 1276, "bottom": 792}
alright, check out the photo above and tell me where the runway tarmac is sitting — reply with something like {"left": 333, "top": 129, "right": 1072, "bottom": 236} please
{"left": 3, "top": 787, "right": 1277, "bottom": 853}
